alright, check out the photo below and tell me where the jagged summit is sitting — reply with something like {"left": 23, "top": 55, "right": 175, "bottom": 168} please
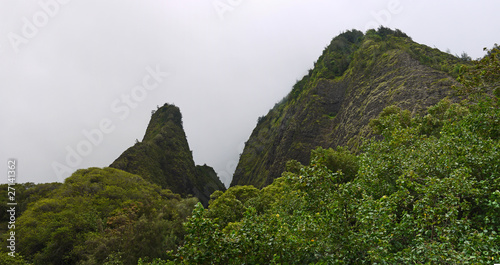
{"left": 110, "top": 103, "right": 225, "bottom": 206}
{"left": 231, "top": 28, "right": 466, "bottom": 188}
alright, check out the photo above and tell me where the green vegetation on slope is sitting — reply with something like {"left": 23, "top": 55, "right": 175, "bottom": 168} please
{"left": 168, "top": 47, "right": 500, "bottom": 264}
{"left": 0, "top": 182, "right": 62, "bottom": 232}
{"left": 3, "top": 167, "right": 197, "bottom": 265}
{"left": 110, "top": 104, "right": 225, "bottom": 206}
{"left": 232, "top": 27, "right": 468, "bottom": 188}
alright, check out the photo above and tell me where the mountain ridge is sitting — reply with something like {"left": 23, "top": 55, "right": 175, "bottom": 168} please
{"left": 231, "top": 28, "right": 466, "bottom": 188}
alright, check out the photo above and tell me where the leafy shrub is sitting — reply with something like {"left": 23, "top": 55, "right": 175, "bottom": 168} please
{"left": 11, "top": 168, "right": 197, "bottom": 265}
{"left": 175, "top": 86, "right": 500, "bottom": 264}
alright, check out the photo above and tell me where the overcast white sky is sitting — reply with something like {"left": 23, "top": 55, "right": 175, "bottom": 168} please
{"left": 1, "top": 0, "right": 498, "bottom": 186}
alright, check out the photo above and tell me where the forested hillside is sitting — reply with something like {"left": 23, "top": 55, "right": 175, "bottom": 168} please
{"left": 232, "top": 28, "right": 467, "bottom": 188}
{"left": 170, "top": 43, "right": 500, "bottom": 264}
{"left": 1, "top": 28, "right": 498, "bottom": 265}
{"left": 1, "top": 168, "right": 198, "bottom": 265}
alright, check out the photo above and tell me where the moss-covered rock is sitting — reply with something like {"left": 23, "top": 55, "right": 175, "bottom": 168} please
{"left": 110, "top": 104, "right": 225, "bottom": 206}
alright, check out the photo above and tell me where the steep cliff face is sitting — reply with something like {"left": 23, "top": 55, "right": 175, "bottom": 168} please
{"left": 231, "top": 28, "right": 465, "bottom": 188}
{"left": 110, "top": 104, "right": 225, "bottom": 206}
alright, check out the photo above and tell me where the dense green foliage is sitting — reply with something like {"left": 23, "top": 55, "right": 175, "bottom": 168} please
{"left": 110, "top": 104, "right": 225, "bottom": 206}
{"left": 457, "top": 44, "right": 500, "bottom": 99}
{"left": 232, "top": 27, "right": 463, "bottom": 188}
{"left": 168, "top": 47, "right": 500, "bottom": 263}
{"left": 0, "top": 182, "right": 62, "bottom": 233}
{"left": 5, "top": 168, "right": 197, "bottom": 265}
{"left": 173, "top": 94, "right": 500, "bottom": 264}
{"left": 305, "top": 30, "right": 364, "bottom": 86}
{"left": 0, "top": 253, "right": 32, "bottom": 265}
